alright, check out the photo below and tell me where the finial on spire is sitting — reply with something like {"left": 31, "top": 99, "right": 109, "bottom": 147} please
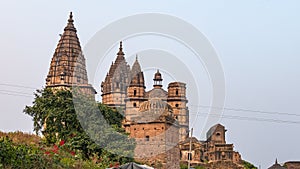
{"left": 68, "top": 12, "right": 74, "bottom": 23}
{"left": 64, "top": 12, "right": 76, "bottom": 32}
{"left": 275, "top": 158, "right": 278, "bottom": 164}
{"left": 136, "top": 54, "right": 138, "bottom": 61}
{"left": 119, "top": 41, "right": 123, "bottom": 50}
{"left": 117, "top": 41, "right": 124, "bottom": 55}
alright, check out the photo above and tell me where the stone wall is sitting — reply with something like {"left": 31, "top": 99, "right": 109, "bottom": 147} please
{"left": 132, "top": 122, "right": 180, "bottom": 169}
{"left": 284, "top": 161, "right": 300, "bottom": 169}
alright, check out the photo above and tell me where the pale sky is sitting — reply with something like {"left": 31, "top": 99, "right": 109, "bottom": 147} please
{"left": 1, "top": 1, "right": 300, "bottom": 168}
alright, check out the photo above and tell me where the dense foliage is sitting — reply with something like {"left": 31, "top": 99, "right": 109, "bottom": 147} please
{"left": 19, "top": 88, "right": 134, "bottom": 168}
{"left": 0, "top": 135, "right": 122, "bottom": 169}
{"left": 243, "top": 160, "right": 258, "bottom": 169}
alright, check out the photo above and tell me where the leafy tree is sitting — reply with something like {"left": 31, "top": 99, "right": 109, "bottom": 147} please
{"left": 24, "top": 87, "right": 135, "bottom": 162}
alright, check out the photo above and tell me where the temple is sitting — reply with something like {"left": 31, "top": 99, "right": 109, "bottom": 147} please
{"left": 45, "top": 12, "right": 95, "bottom": 94}
{"left": 101, "top": 42, "right": 189, "bottom": 142}
{"left": 44, "top": 12, "right": 246, "bottom": 169}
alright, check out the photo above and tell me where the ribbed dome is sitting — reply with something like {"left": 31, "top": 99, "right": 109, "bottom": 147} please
{"left": 139, "top": 99, "right": 172, "bottom": 113}
{"left": 130, "top": 99, "right": 174, "bottom": 123}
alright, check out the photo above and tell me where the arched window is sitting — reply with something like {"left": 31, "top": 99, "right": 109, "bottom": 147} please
{"left": 176, "top": 89, "right": 179, "bottom": 96}
{"left": 133, "top": 102, "right": 137, "bottom": 107}
{"left": 188, "top": 153, "right": 192, "bottom": 160}
{"left": 134, "top": 89, "right": 137, "bottom": 96}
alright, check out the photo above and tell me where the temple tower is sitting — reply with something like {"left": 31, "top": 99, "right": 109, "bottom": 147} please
{"left": 167, "top": 82, "right": 189, "bottom": 141}
{"left": 125, "top": 56, "right": 146, "bottom": 121}
{"left": 46, "top": 12, "right": 95, "bottom": 94}
{"left": 101, "top": 42, "right": 130, "bottom": 108}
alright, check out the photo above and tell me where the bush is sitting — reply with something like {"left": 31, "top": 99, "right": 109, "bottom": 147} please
{"left": 243, "top": 160, "right": 258, "bottom": 169}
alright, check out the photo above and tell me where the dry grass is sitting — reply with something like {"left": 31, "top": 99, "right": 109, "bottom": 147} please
{"left": 0, "top": 131, "right": 41, "bottom": 145}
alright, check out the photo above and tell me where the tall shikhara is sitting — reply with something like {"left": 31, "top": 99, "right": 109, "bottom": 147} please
{"left": 46, "top": 12, "right": 95, "bottom": 94}
{"left": 101, "top": 42, "right": 131, "bottom": 108}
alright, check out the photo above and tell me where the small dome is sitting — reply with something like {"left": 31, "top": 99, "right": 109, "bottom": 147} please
{"left": 153, "top": 70, "right": 162, "bottom": 81}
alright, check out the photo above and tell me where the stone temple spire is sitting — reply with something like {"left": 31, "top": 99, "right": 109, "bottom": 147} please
{"left": 130, "top": 55, "right": 145, "bottom": 87}
{"left": 101, "top": 41, "right": 130, "bottom": 107}
{"left": 46, "top": 12, "right": 95, "bottom": 94}
{"left": 115, "top": 41, "right": 125, "bottom": 64}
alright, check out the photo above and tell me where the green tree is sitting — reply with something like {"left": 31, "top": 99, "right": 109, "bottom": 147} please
{"left": 24, "top": 87, "right": 135, "bottom": 162}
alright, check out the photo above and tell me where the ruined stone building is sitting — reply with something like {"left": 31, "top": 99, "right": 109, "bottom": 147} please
{"left": 45, "top": 12, "right": 95, "bottom": 94}
{"left": 179, "top": 124, "right": 242, "bottom": 168}
{"left": 124, "top": 98, "right": 180, "bottom": 169}
{"left": 101, "top": 42, "right": 191, "bottom": 168}
{"left": 101, "top": 42, "right": 190, "bottom": 143}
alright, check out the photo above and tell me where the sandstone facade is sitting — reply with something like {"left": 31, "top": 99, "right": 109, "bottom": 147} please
{"left": 45, "top": 12, "right": 95, "bottom": 95}
{"left": 101, "top": 43, "right": 190, "bottom": 169}
{"left": 179, "top": 124, "right": 242, "bottom": 168}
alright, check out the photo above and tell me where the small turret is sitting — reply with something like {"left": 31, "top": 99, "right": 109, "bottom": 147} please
{"left": 153, "top": 70, "right": 163, "bottom": 88}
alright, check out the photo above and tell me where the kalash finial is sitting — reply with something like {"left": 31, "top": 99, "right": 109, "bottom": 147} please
{"left": 117, "top": 41, "right": 124, "bottom": 55}
{"left": 119, "top": 41, "right": 123, "bottom": 50}
{"left": 68, "top": 12, "right": 74, "bottom": 23}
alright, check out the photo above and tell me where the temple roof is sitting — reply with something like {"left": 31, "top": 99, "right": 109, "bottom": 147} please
{"left": 206, "top": 123, "right": 225, "bottom": 140}
{"left": 131, "top": 56, "right": 141, "bottom": 75}
{"left": 46, "top": 12, "right": 91, "bottom": 88}
{"left": 130, "top": 56, "right": 145, "bottom": 86}
{"left": 268, "top": 159, "right": 285, "bottom": 169}
{"left": 101, "top": 41, "right": 130, "bottom": 94}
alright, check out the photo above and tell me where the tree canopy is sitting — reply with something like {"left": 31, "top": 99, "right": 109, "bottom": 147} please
{"left": 24, "top": 87, "right": 135, "bottom": 162}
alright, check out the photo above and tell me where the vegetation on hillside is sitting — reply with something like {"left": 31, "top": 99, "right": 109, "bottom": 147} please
{"left": 0, "top": 88, "right": 135, "bottom": 169}
{"left": 0, "top": 131, "right": 40, "bottom": 145}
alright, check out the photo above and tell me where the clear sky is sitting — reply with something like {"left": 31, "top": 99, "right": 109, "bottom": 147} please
{"left": 0, "top": 1, "right": 300, "bottom": 168}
